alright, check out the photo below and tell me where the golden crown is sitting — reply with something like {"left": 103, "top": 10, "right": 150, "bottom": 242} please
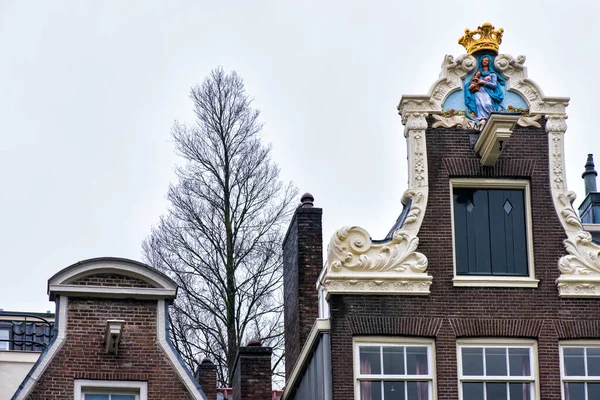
{"left": 458, "top": 22, "right": 504, "bottom": 55}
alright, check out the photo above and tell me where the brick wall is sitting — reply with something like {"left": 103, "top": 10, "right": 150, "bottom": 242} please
{"left": 328, "top": 118, "right": 600, "bottom": 400}
{"left": 70, "top": 273, "right": 154, "bottom": 288}
{"left": 26, "top": 297, "right": 194, "bottom": 400}
{"left": 232, "top": 344, "right": 272, "bottom": 400}
{"left": 196, "top": 359, "right": 217, "bottom": 400}
{"left": 283, "top": 205, "right": 322, "bottom": 379}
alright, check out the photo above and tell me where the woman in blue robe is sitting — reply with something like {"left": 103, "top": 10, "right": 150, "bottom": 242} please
{"left": 464, "top": 55, "right": 506, "bottom": 123}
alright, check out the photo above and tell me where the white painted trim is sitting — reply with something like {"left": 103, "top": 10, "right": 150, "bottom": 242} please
{"left": 582, "top": 223, "right": 600, "bottom": 233}
{"left": 13, "top": 296, "right": 68, "bottom": 400}
{"left": 49, "top": 260, "right": 176, "bottom": 291}
{"left": 352, "top": 337, "right": 437, "bottom": 400}
{"left": 453, "top": 276, "right": 539, "bottom": 288}
{"left": 48, "top": 284, "right": 177, "bottom": 300}
{"left": 449, "top": 179, "right": 537, "bottom": 287}
{"left": 156, "top": 300, "right": 207, "bottom": 400}
{"left": 559, "top": 343, "right": 600, "bottom": 400}
{"left": 0, "top": 351, "right": 41, "bottom": 363}
{"left": 281, "top": 318, "right": 331, "bottom": 400}
{"left": 456, "top": 338, "right": 539, "bottom": 400}
{"left": 74, "top": 379, "right": 147, "bottom": 400}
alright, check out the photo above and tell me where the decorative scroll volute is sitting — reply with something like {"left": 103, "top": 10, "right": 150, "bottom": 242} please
{"left": 321, "top": 188, "right": 432, "bottom": 296}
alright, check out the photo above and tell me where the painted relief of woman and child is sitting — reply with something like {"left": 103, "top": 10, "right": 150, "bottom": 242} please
{"left": 464, "top": 55, "right": 506, "bottom": 124}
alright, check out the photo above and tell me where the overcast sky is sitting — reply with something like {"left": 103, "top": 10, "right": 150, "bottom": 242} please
{"left": 1, "top": 1, "right": 598, "bottom": 312}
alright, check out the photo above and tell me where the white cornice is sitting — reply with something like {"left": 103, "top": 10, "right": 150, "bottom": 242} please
{"left": 48, "top": 284, "right": 177, "bottom": 300}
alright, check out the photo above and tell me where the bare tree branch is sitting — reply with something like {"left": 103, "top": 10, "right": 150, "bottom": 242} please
{"left": 143, "top": 67, "right": 295, "bottom": 388}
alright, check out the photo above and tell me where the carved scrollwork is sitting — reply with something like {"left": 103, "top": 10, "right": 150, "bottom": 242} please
{"left": 404, "top": 112, "right": 428, "bottom": 131}
{"left": 326, "top": 225, "right": 428, "bottom": 274}
{"left": 321, "top": 186, "right": 431, "bottom": 296}
{"left": 441, "top": 54, "right": 476, "bottom": 77}
{"left": 558, "top": 232, "right": 600, "bottom": 275}
{"left": 494, "top": 54, "right": 526, "bottom": 76}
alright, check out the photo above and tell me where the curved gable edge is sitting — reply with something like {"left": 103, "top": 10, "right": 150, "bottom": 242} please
{"left": 157, "top": 300, "right": 208, "bottom": 400}
{"left": 47, "top": 257, "right": 178, "bottom": 301}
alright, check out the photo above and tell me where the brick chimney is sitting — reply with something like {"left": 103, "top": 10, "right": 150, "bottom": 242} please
{"left": 196, "top": 358, "right": 217, "bottom": 400}
{"left": 282, "top": 193, "right": 323, "bottom": 380}
{"left": 232, "top": 339, "right": 272, "bottom": 400}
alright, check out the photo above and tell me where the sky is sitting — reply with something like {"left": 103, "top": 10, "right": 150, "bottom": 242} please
{"left": 1, "top": 0, "right": 598, "bottom": 313}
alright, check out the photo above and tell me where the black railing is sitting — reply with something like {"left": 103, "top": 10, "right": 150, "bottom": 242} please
{"left": 0, "top": 313, "right": 54, "bottom": 351}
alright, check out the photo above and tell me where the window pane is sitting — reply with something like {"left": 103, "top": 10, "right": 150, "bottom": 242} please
{"left": 462, "top": 347, "right": 484, "bottom": 376}
{"left": 509, "top": 348, "right": 531, "bottom": 376}
{"left": 462, "top": 382, "right": 483, "bottom": 400}
{"left": 486, "top": 382, "right": 507, "bottom": 400}
{"left": 383, "top": 347, "right": 405, "bottom": 375}
{"left": 383, "top": 381, "right": 404, "bottom": 400}
{"left": 509, "top": 382, "right": 531, "bottom": 400}
{"left": 486, "top": 348, "right": 507, "bottom": 376}
{"left": 112, "top": 396, "right": 136, "bottom": 400}
{"left": 564, "top": 382, "right": 585, "bottom": 400}
{"left": 588, "top": 348, "right": 600, "bottom": 376}
{"left": 85, "top": 396, "right": 110, "bottom": 400}
{"left": 361, "top": 381, "right": 382, "bottom": 400}
{"left": 564, "top": 348, "right": 586, "bottom": 376}
{"left": 360, "top": 347, "right": 382, "bottom": 375}
{"left": 588, "top": 383, "right": 600, "bottom": 399}
{"left": 406, "top": 347, "right": 428, "bottom": 375}
{"left": 406, "top": 381, "right": 428, "bottom": 400}
{"left": 0, "top": 329, "right": 9, "bottom": 351}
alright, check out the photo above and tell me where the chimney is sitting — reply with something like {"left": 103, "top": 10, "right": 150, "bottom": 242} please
{"left": 583, "top": 154, "right": 598, "bottom": 195}
{"left": 196, "top": 358, "right": 217, "bottom": 400}
{"left": 579, "top": 154, "right": 600, "bottom": 223}
{"left": 282, "top": 193, "right": 323, "bottom": 380}
{"left": 232, "top": 339, "right": 272, "bottom": 400}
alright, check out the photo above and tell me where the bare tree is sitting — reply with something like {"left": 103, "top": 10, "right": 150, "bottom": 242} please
{"left": 143, "top": 67, "right": 296, "bottom": 387}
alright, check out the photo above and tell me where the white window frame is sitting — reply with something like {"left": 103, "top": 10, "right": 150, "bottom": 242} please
{"left": 559, "top": 340, "right": 600, "bottom": 400}
{"left": 353, "top": 336, "right": 437, "bottom": 400}
{"left": 457, "top": 338, "right": 539, "bottom": 400}
{"left": 74, "top": 380, "right": 147, "bottom": 400}
{"left": 449, "top": 179, "right": 538, "bottom": 288}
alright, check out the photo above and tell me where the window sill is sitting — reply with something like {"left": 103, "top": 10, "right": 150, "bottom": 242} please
{"left": 453, "top": 276, "right": 539, "bottom": 288}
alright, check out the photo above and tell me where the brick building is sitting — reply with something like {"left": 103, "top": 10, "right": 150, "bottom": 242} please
{"left": 5, "top": 257, "right": 276, "bottom": 400}
{"left": 281, "top": 23, "right": 600, "bottom": 400}
{"left": 11, "top": 257, "right": 209, "bottom": 400}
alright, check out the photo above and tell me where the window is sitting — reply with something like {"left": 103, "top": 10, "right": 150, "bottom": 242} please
{"left": 0, "top": 328, "right": 9, "bottom": 351}
{"left": 450, "top": 179, "right": 537, "bottom": 288}
{"left": 83, "top": 394, "right": 137, "bottom": 400}
{"left": 353, "top": 337, "right": 435, "bottom": 400}
{"left": 74, "top": 380, "right": 147, "bottom": 400}
{"left": 457, "top": 340, "right": 538, "bottom": 400}
{"left": 560, "top": 343, "right": 600, "bottom": 400}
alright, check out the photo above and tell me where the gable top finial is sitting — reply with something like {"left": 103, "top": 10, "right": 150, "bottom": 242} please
{"left": 458, "top": 22, "right": 504, "bottom": 55}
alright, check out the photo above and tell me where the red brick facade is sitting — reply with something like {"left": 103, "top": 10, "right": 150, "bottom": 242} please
{"left": 232, "top": 344, "right": 273, "bottom": 400}
{"left": 283, "top": 206, "right": 322, "bottom": 379}
{"left": 26, "top": 298, "right": 194, "bottom": 400}
{"left": 326, "top": 118, "right": 600, "bottom": 399}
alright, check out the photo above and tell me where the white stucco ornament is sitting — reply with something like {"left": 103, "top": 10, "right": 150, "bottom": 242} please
{"left": 320, "top": 188, "right": 432, "bottom": 296}
{"left": 321, "top": 35, "right": 597, "bottom": 297}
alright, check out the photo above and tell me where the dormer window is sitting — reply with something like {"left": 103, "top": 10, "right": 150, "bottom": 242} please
{"left": 450, "top": 179, "right": 538, "bottom": 288}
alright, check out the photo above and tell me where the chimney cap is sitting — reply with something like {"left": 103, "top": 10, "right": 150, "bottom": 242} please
{"left": 300, "top": 193, "right": 314, "bottom": 208}
{"left": 201, "top": 358, "right": 214, "bottom": 364}
{"left": 246, "top": 338, "right": 262, "bottom": 347}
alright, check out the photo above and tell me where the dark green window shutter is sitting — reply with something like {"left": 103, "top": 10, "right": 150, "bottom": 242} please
{"left": 453, "top": 188, "right": 528, "bottom": 276}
